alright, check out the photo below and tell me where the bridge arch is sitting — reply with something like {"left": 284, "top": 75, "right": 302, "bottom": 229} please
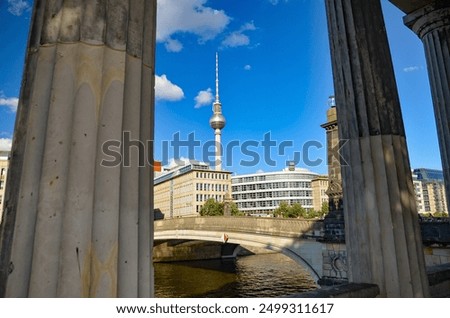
{"left": 154, "top": 217, "right": 324, "bottom": 282}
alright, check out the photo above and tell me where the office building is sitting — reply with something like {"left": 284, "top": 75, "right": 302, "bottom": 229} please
{"left": 231, "top": 164, "right": 320, "bottom": 216}
{"left": 154, "top": 160, "right": 232, "bottom": 218}
{"left": 0, "top": 152, "right": 9, "bottom": 222}
{"left": 413, "top": 169, "right": 448, "bottom": 214}
{"left": 412, "top": 173, "right": 426, "bottom": 213}
{"left": 311, "top": 176, "right": 329, "bottom": 212}
{"left": 413, "top": 168, "right": 444, "bottom": 182}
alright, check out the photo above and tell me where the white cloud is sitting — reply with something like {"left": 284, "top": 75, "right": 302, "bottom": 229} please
{"left": 164, "top": 38, "right": 183, "bottom": 53}
{"left": 7, "top": 0, "right": 31, "bottom": 16}
{"left": 0, "top": 138, "right": 12, "bottom": 151}
{"left": 194, "top": 88, "right": 214, "bottom": 109}
{"left": 157, "top": 0, "right": 230, "bottom": 52}
{"left": 244, "top": 65, "right": 252, "bottom": 71}
{"left": 222, "top": 33, "right": 250, "bottom": 48}
{"left": 155, "top": 75, "right": 184, "bottom": 102}
{"left": 0, "top": 96, "right": 19, "bottom": 112}
{"left": 221, "top": 22, "right": 257, "bottom": 48}
{"left": 403, "top": 66, "right": 421, "bottom": 73}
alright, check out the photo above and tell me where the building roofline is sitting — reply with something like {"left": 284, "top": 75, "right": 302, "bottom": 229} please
{"left": 231, "top": 168, "right": 319, "bottom": 179}
{"left": 154, "top": 167, "right": 232, "bottom": 185}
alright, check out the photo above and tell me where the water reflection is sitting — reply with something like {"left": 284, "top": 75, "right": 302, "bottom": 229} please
{"left": 155, "top": 253, "right": 317, "bottom": 297}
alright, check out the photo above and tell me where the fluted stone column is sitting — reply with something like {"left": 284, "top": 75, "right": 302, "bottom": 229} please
{"left": 325, "top": 0, "right": 430, "bottom": 297}
{"left": 403, "top": 2, "right": 450, "bottom": 216}
{"left": 0, "top": 0, "right": 156, "bottom": 297}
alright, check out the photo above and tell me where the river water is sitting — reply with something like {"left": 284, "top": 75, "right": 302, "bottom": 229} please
{"left": 154, "top": 253, "right": 318, "bottom": 297}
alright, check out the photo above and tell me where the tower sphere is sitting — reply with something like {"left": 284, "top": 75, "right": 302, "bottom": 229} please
{"left": 210, "top": 113, "right": 226, "bottom": 130}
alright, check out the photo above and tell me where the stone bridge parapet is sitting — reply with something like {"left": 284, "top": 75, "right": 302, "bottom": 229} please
{"left": 154, "top": 216, "right": 323, "bottom": 239}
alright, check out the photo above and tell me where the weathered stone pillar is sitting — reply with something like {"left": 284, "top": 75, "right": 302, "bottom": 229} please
{"left": 325, "top": 0, "right": 430, "bottom": 297}
{"left": 403, "top": 2, "right": 450, "bottom": 216}
{"left": 223, "top": 192, "right": 232, "bottom": 217}
{"left": 0, "top": 0, "right": 156, "bottom": 297}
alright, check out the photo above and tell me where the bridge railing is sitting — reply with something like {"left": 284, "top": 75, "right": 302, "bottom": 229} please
{"left": 154, "top": 216, "right": 323, "bottom": 238}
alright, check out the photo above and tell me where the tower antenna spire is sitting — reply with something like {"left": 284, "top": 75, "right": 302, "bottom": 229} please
{"left": 215, "top": 52, "right": 220, "bottom": 104}
{"left": 210, "top": 52, "right": 226, "bottom": 171}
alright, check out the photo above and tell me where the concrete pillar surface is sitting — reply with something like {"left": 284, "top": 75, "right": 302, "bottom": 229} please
{"left": 325, "top": 0, "right": 429, "bottom": 297}
{"left": 403, "top": 2, "right": 450, "bottom": 216}
{"left": 0, "top": 0, "right": 156, "bottom": 297}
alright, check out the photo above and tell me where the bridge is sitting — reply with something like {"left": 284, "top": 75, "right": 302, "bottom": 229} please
{"left": 154, "top": 217, "right": 335, "bottom": 282}
{"left": 155, "top": 216, "right": 450, "bottom": 285}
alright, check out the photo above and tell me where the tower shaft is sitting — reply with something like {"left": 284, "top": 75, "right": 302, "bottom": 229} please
{"left": 215, "top": 129, "right": 222, "bottom": 171}
{"left": 209, "top": 52, "right": 226, "bottom": 171}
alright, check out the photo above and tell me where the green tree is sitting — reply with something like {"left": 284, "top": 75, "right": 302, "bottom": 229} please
{"left": 288, "top": 203, "right": 306, "bottom": 218}
{"left": 316, "top": 201, "right": 329, "bottom": 218}
{"left": 273, "top": 201, "right": 290, "bottom": 218}
{"left": 200, "top": 198, "right": 223, "bottom": 216}
{"left": 306, "top": 209, "right": 318, "bottom": 219}
{"left": 321, "top": 202, "right": 329, "bottom": 215}
{"left": 230, "top": 202, "right": 244, "bottom": 216}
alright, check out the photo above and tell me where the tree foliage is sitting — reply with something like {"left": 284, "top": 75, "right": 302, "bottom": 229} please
{"left": 230, "top": 202, "right": 243, "bottom": 216}
{"left": 200, "top": 198, "right": 223, "bottom": 216}
{"left": 273, "top": 202, "right": 320, "bottom": 219}
{"left": 432, "top": 212, "right": 449, "bottom": 218}
{"left": 306, "top": 209, "right": 318, "bottom": 219}
{"left": 288, "top": 203, "right": 307, "bottom": 218}
{"left": 199, "top": 198, "right": 243, "bottom": 216}
{"left": 273, "top": 201, "right": 290, "bottom": 218}
{"left": 314, "top": 201, "right": 329, "bottom": 218}
{"left": 321, "top": 202, "right": 329, "bottom": 215}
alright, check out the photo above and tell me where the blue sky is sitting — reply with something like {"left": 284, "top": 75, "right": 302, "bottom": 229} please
{"left": 0, "top": 0, "right": 442, "bottom": 175}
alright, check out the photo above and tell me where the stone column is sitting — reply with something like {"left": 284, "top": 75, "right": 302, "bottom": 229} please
{"left": 403, "top": 2, "right": 450, "bottom": 216}
{"left": 223, "top": 192, "right": 232, "bottom": 217}
{"left": 0, "top": 0, "right": 156, "bottom": 297}
{"left": 325, "top": 0, "right": 429, "bottom": 297}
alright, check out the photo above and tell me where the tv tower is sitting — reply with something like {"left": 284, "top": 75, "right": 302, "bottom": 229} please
{"left": 209, "top": 52, "right": 226, "bottom": 171}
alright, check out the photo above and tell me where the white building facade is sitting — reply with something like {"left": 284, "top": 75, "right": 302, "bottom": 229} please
{"left": 231, "top": 167, "right": 319, "bottom": 216}
{"left": 413, "top": 168, "right": 448, "bottom": 215}
{"left": 0, "top": 152, "right": 9, "bottom": 222}
{"left": 413, "top": 173, "right": 426, "bottom": 213}
{"left": 154, "top": 161, "right": 232, "bottom": 218}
